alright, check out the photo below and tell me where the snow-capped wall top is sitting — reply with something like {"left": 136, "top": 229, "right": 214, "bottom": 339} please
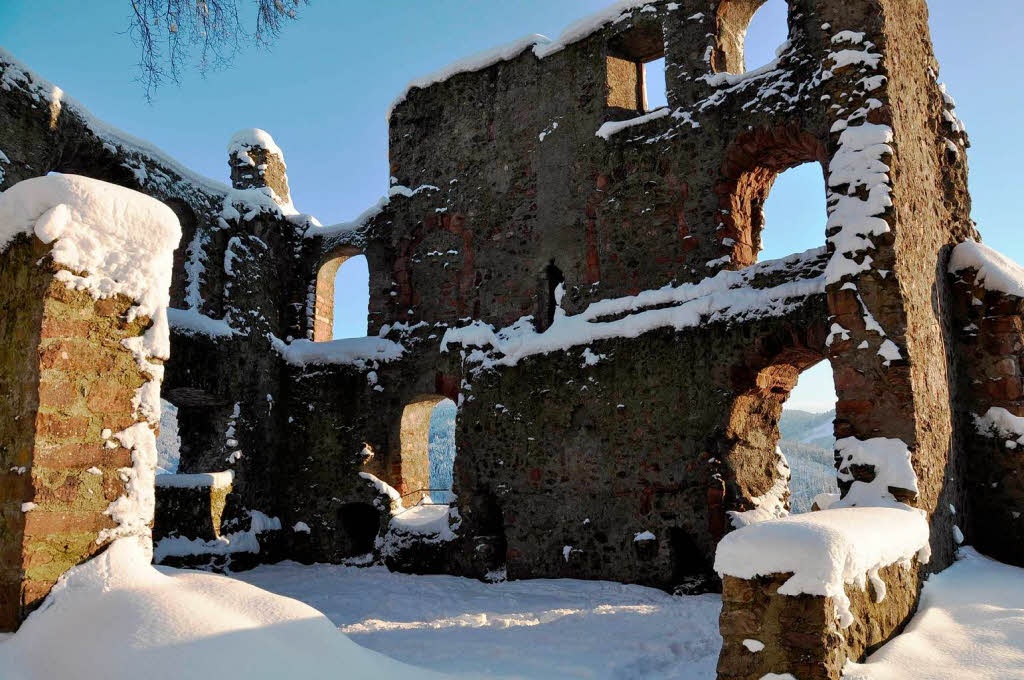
{"left": 227, "top": 128, "right": 286, "bottom": 163}
{"left": 0, "top": 174, "right": 181, "bottom": 332}
{"left": 0, "top": 47, "right": 230, "bottom": 198}
{"left": 949, "top": 240, "right": 1024, "bottom": 299}
{"left": 534, "top": 0, "right": 668, "bottom": 58}
{"left": 387, "top": 34, "right": 550, "bottom": 119}
{"left": 387, "top": 0, "right": 670, "bottom": 118}
{"left": 714, "top": 506, "right": 931, "bottom": 628}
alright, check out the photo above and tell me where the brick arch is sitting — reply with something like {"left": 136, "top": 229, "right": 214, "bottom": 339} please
{"left": 312, "top": 244, "right": 363, "bottom": 342}
{"left": 714, "top": 125, "right": 828, "bottom": 268}
{"left": 712, "top": 0, "right": 778, "bottom": 75}
{"left": 711, "top": 313, "right": 832, "bottom": 541}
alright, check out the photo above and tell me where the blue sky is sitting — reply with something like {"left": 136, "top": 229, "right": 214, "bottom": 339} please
{"left": 2, "top": 0, "right": 1020, "bottom": 411}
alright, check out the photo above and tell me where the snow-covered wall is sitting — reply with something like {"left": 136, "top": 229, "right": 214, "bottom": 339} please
{"left": 0, "top": 175, "right": 179, "bottom": 630}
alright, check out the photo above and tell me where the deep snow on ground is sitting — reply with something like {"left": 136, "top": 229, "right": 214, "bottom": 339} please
{"left": 236, "top": 546, "right": 1024, "bottom": 680}
{"left": 3, "top": 544, "right": 1023, "bottom": 679}
{"left": 845, "top": 547, "right": 1024, "bottom": 680}
{"left": 0, "top": 539, "right": 438, "bottom": 680}
{"left": 235, "top": 563, "right": 723, "bottom": 679}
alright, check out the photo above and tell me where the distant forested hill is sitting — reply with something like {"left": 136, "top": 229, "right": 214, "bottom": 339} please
{"left": 779, "top": 409, "right": 838, "bottom": 513}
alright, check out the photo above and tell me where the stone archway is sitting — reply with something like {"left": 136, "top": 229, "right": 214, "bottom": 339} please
{"left": 714, "top": 126, "right": 828, "bottom": 269}
{"left": 312, "top": 245, "right": 363, "bottom": 341}
{"left": 714, "top": 316, "right": 832, "bottom": 539}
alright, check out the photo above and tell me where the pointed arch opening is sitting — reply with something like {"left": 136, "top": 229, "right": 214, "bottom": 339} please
{"left": 726, "top": 348, "right": 840, "bottom": 527}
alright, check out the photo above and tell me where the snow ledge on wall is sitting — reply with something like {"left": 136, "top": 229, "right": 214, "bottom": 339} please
{"left": 949, "top": 240, "right": 1024, "bottom": 299}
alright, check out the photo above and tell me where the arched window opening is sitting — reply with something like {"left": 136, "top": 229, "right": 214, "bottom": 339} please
{"left": 714, "top": 0, "right": 788, "bottom": 75}
{"left": 726, "top": 348, "right": 838, "bottom": 527}
{"left": 744, "top": 0, "right": 789, "bottom": 72}
{"left": 779, "top": 361, "right": 839, "bottom": 513}
{"left": 717, "top": 128, "right": 827, "bottom": 269}
{"left": 757, "top": 162, "right": 828, "bottom": 262}
{"left": 332, "top": 255, "right": 369, "bottom": 339}
{"left": 398, "top": 394, "right": 456, "bottom": 505}
{"left": 337, "top": 502, "right": 381, "bottom": 558}
{"left": 428, "top": 399, "right": 458, "bottom": 504}
{"left": 312, "top": 247, "right": 367, "bottom": 342}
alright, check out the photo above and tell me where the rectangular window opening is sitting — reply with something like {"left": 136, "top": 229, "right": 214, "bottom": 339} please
{"left": 643, "top": 57, "right": 668, "bottom": 112}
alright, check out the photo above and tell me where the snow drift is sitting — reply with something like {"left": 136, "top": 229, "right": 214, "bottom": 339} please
{"left": 0, "top": 538, "right": 442, "bottom": 680}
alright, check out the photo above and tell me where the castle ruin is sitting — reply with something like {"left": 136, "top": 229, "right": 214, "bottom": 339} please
{"left": 2, "top": 1, "right": 1023, "bottom": 678}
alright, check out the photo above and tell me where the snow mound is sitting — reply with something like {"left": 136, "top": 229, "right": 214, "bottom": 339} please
{"left": 949, "top": 240, "right": 1024, "bottom": 299}
{"left": 974, "top": 407, "right": 1024, "bottom": 447}
{"left": 0, "top": 538, "right": 436, "bottom": 680}
{"left": 843, "top": 548, "right": 1024, "bottom": 680}
{"left": 833, "top": 437, "right": 918, "bottom": 508}
{"left": 714, "top": 507, "right": 930, "bottom": 628}
{"left": 390, "top": 505, "right": 455, "bottom": 539}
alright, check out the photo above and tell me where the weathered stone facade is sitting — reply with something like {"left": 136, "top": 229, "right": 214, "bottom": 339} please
{"left": 0, "top": 0, "right": 1020, "bottom": 675}
{"left": 717, "top": 562, "right": 921, "bottom": 680}
{"left": 0, "top": 236, "right": 159, "bottom": 629}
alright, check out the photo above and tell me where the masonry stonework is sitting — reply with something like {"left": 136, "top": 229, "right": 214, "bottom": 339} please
{"left": 0, "top": 0, "right": 1020, "bottom": 674}
{"left": 0, "top": 236, "right": 156, "bottom": 630}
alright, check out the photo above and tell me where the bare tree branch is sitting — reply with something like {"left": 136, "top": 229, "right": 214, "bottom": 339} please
{"left": 125, "top": 0, "right": 307, "bottom": 102}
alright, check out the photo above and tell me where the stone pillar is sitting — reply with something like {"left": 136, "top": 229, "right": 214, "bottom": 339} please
{"left": 717, "top": 563, "right": 921, "bottom": 680}
{"left": 951, "top": 260, "right": 1024, "bottom": 566}
{"left": 0, "top": 174, "right": 178, "bottom": 631}
{"left": 0, "top": 238, "right": 156, "bottom": 628}
{"left": 227, "top": 128, "right": 291, "bottom": 207}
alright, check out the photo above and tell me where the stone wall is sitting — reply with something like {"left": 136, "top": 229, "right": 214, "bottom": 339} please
{"left": 1, "top": 3, "right": 1020, "bottom": 674}
{"left": 950, "top": 263, "right": 1024, "bottom": 565}
{"left": 717, "top": 562, "right": 921, "bottom": 680}
{"left": 0, "top": 236, "right": 156, "bottom": 630}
